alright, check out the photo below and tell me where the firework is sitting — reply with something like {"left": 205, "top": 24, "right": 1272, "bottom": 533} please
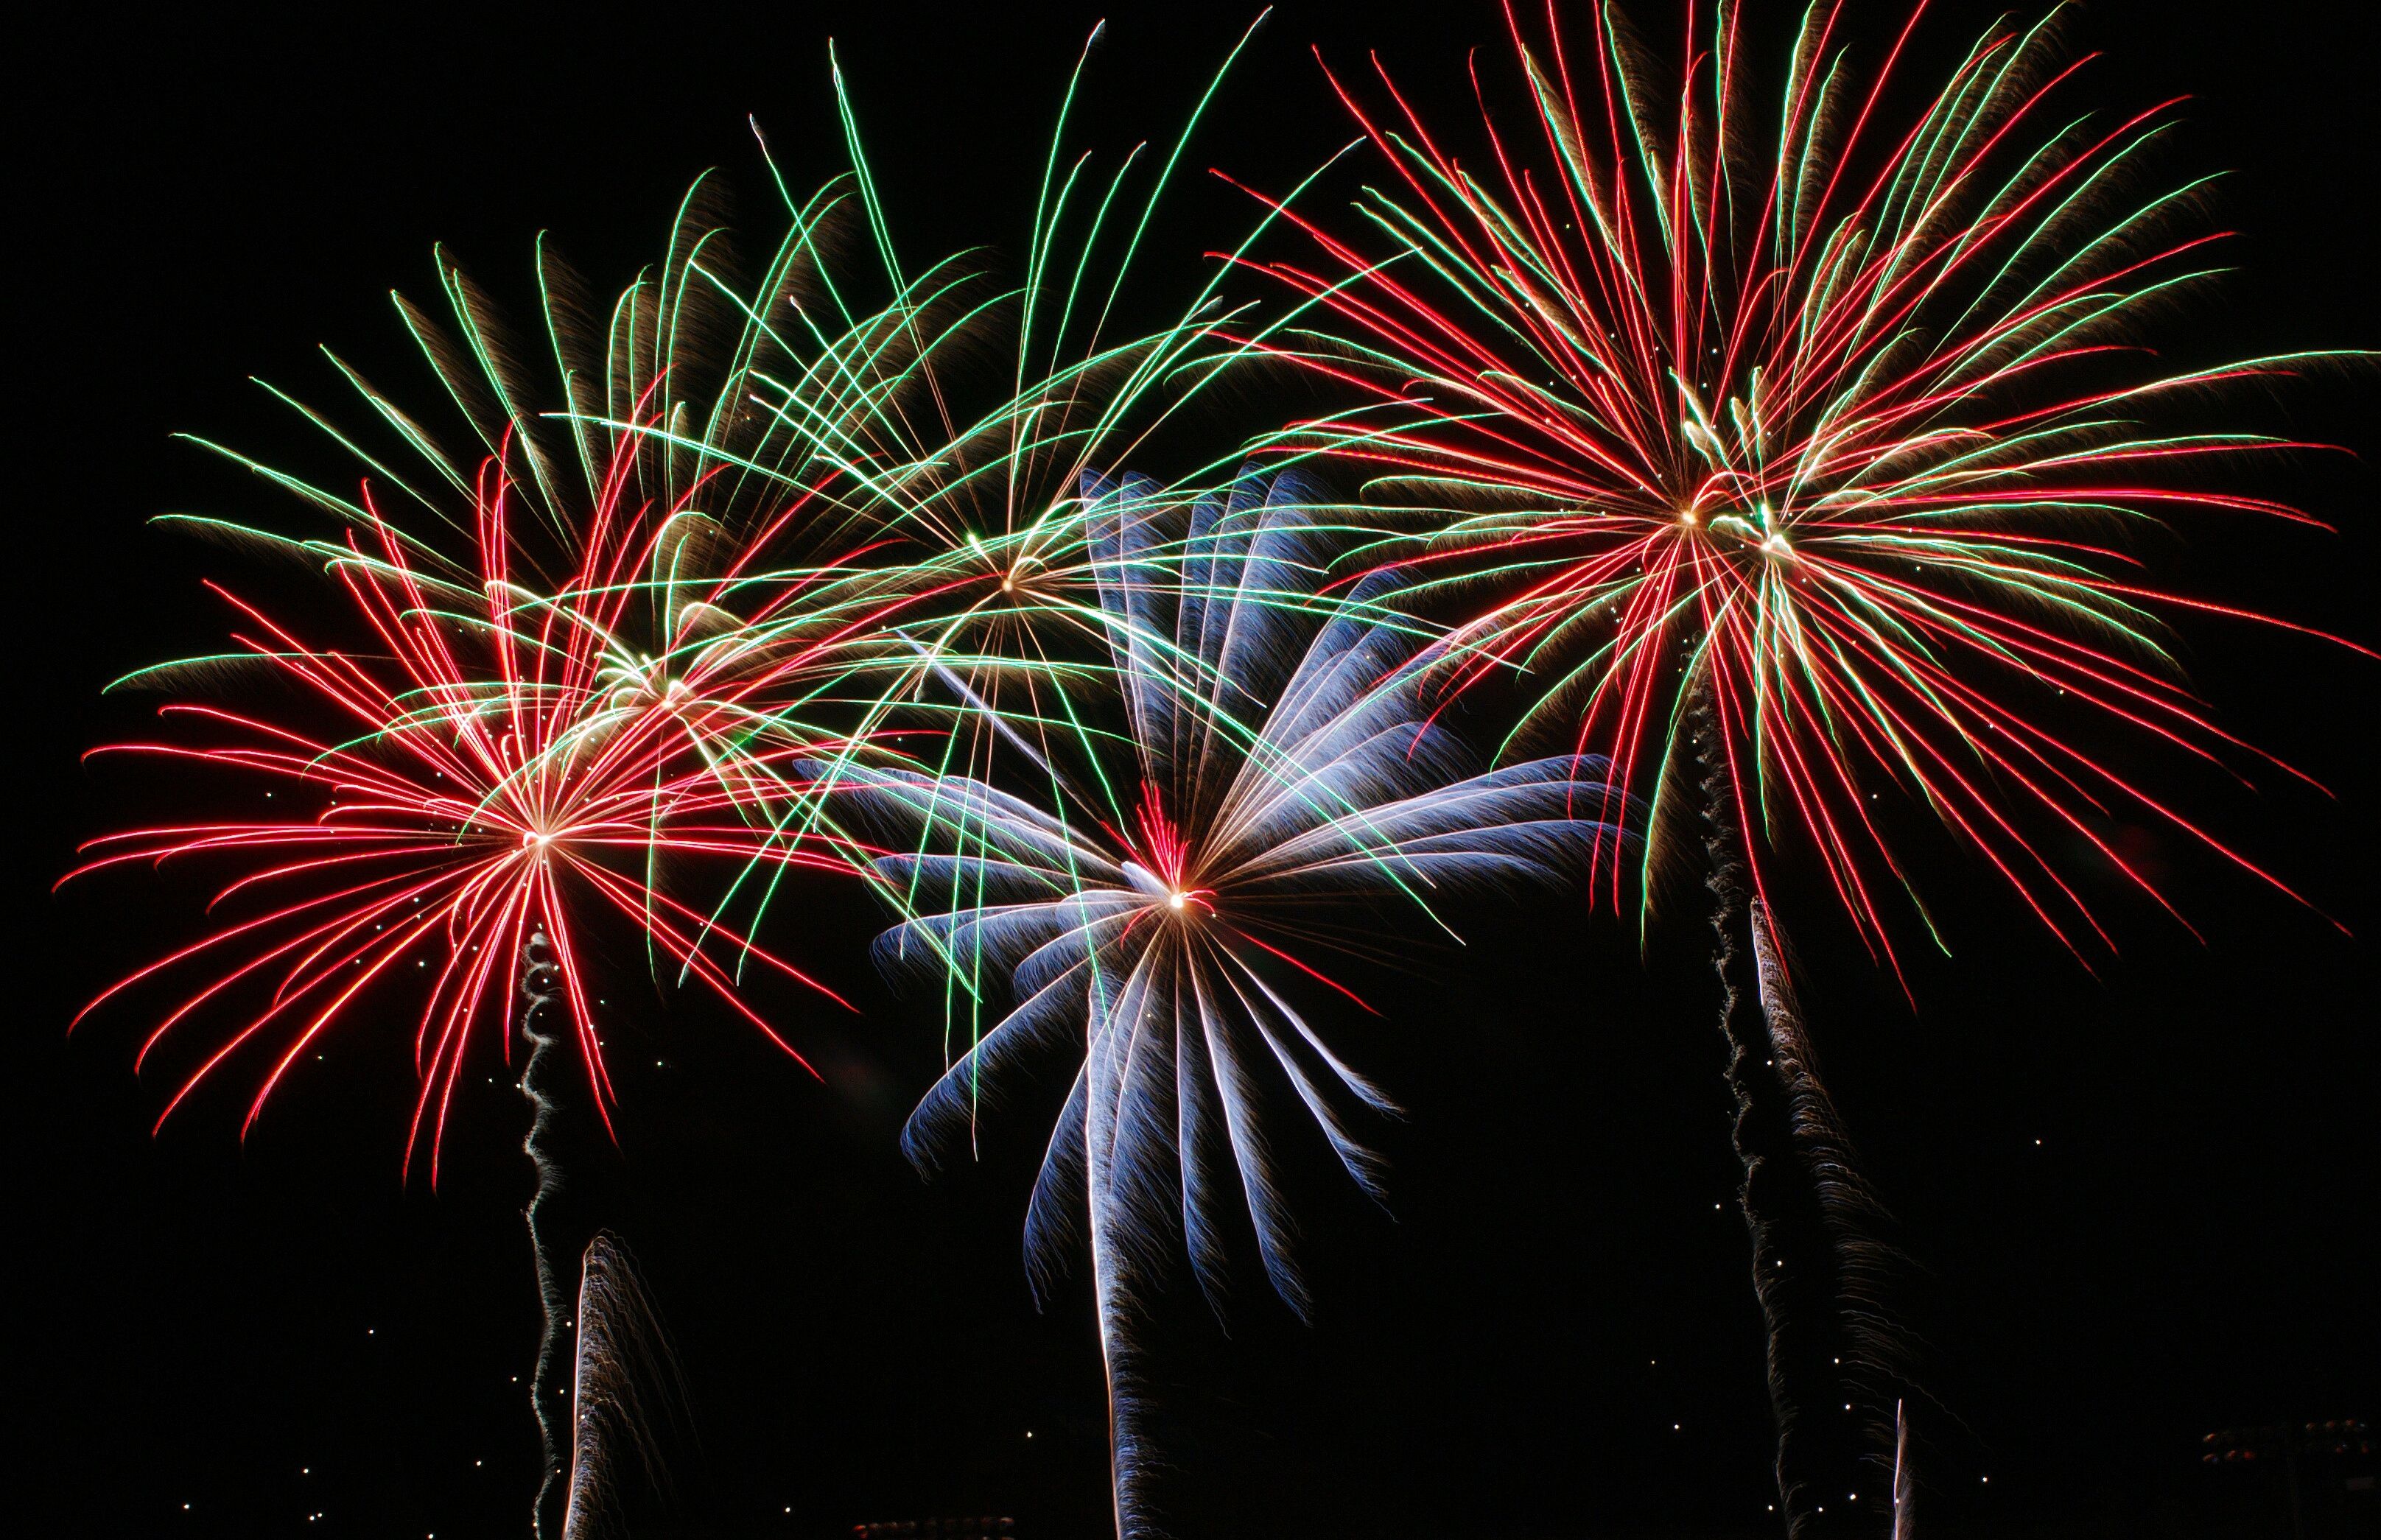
{"left": 63, "top": 181, "right": 927, "bottom": 1536}
{"left": 1254, "top": 0, "right": 2360, "bottom": 947}
{"left": 685, "top": 21, "right": 1432, "bottom": 1153}
{"left": 739, "top": 21, "right": 1375, "bottom": 814}
{"left": 837, "top": 465, "right": 1625, "bottom": 1538}
{"left": 1241, "top": 1, "right": 2366, "bottom": 1527}
{"left": 69, "top": 32, "right": 1335, "bottom": 1526}
{"left": 67, "top": 474, "right": 859, "bottom": 1166}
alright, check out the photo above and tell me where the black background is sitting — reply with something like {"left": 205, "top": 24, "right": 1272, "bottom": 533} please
{"left": 15, "top": 3, "right": 2377, "bottom": 1536}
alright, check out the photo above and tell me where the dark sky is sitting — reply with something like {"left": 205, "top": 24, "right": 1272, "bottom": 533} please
{"left": 17, "top": 3, "right": 2377, "bottom": 1537}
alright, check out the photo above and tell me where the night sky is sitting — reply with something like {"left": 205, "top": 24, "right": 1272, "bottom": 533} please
{"left": 18, "top": 3, "right": 2377, "bottom": 1536}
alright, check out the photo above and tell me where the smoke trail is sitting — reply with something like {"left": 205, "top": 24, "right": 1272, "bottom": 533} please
{"left": 1084, "top": 1008, "right": 1160, "bottom": 1540}
{"left": 1697, "top": 776, "right": 1805, "bottom": 1525}
{"left": 1890, "top": 1399, "right": 1915, "bottom": 1540}
{"left": 562, "top": 1233, "right": 687, "bottom": 1540}
{"left": 1752, "top": 901, "right": 1909, "bottom": 1472}
{"left": 1088, "top": 1187, "right": 1156, "bottom": 1540}
{"left": 1693, "top": 697, "right": 1877, "bottom": 1536}
{"left": 519, "top": 929, "right": 572, "bottom": 1540}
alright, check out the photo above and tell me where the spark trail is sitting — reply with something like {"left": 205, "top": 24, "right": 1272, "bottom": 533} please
{"left": 520, "top": 929, "right": 572, "bottom": 1539}
{"left": 562, "top": 1234, "right": 684, "bottom": 1540}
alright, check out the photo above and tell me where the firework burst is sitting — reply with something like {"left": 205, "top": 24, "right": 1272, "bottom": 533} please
{"left": 69, "top": 300, "right": 889, "bottom": 1178}
{"left": 1235, "top": 1, "right": 2368, "bottom": 1529}
{"left": 1244, "top": 0, "right": 2365, "bottom": 957}
{"left": 741, "top": 21, "right": 1388, "bottom": 802}
{"left": 836, "top": 465, "right": 1625, "bottom": 1538}
{"left": 60, "top": 174, "right": 956, "bottom": 1536}
{"left": 68, "top": 488, "right": 868, "bottom": 1167}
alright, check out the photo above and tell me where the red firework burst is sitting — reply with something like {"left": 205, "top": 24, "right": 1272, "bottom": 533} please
{"left": 1232, "top": 0, "right": 2368, "bottom": 964}
{"left": 66, "top": 432, "right": 874, "bottom": 1179}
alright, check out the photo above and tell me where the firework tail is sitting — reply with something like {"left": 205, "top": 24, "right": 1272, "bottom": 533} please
{"left": 1891, "top": 1399, "right": 1915, "bottom": 1539}
{"left": 520, "top": 929, "right": 572, "bottom": 1540}
{"left": 1694, "top": 693, "right": 1876, "bottom": 1535}
{"left": 562, "top": 1233, "right": 687, "bottom": 1540}
{"left": 1086, "top": 1077, "right": 1157, "bottom": 1540}
{"left": 1753, "top": 896, "right": 1910, "bottom": 1477}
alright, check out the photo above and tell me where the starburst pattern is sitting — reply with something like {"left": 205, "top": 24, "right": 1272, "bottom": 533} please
{"left": 1243, "top": 0, "right": 2366, "bottom": 961}
{"left": 833, "top": 466, "right": 1624, "bottom": 1537}
{"left": 67, "top": 440, "right": 866, "bottom": 1176}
